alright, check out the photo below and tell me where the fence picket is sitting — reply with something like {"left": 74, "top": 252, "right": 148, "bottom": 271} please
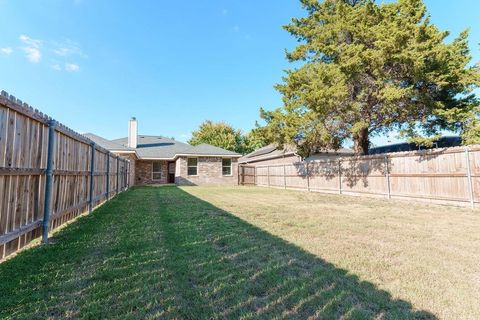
{"left": 239, "top": 145, "right": 480, "bottom": 208}
{"left": 0, "top": 93, "right": 130, "bottom": 260}
{"left": 465, "top": 148, "right": 474, "bottom": 208}
{"left": 384, "top": 155, "right": 391, "bottom": 199}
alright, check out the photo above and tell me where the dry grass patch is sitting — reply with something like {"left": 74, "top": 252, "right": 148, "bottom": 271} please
{"left": 183, "top": 186, "right": 480, "bottom": 320}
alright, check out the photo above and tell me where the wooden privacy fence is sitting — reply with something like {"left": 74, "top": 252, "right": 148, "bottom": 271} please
{"left": 240, "top": 145, "right": 480, "bottom": 208}
{"left": 0, "top": 91, "right": 130, "bottom": 260}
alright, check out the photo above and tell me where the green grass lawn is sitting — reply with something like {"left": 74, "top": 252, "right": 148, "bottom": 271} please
{"left": 1, "top": 186, "right": 479, "bottom": 319}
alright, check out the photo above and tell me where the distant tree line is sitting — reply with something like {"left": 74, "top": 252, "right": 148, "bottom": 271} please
{"left": 188, "top": 120, "right": 268, "bottom": 155}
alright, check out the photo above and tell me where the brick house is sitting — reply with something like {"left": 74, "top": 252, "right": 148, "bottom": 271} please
{"left": 85, "top": 118, "right": 241, "bottom": 186}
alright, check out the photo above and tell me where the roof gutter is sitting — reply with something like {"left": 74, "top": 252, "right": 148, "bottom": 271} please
{"left": 110, "top": 150, "right": 137, "bottom": 154}
{"left": 139, "top": 154, "right": 242, "bottom": 161}
{"left": 175, "top": 153, "right": 241, "bottom": 158}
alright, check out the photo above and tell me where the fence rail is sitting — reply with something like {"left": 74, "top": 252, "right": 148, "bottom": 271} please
{"left": 240, "top": 145, "right": 480, "bottom": 208}
{"left": 0, "top": 91, "right": 130, "bottom": 260}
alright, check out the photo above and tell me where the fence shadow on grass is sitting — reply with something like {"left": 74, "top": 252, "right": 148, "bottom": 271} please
{"left": 0, "top": 187, "right": 436, "bottom": 319}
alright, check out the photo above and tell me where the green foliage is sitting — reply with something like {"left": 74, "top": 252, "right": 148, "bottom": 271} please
{"left": 189, "top": 120, "right": 244, "bottom": 153}
{"left": 242, "top": 127, "right": 270, "bottom": 154}
{"left": 255, "top": 107, "right": 342, "bottom": 157}
{"left": 188, "top": 120, "right": 270, "bottom": 154}
{"left": 461, "top": 105, "right": 480, "bottom": 144}
{"left": 268, "top": 0, "right": 479, "bottom": 155}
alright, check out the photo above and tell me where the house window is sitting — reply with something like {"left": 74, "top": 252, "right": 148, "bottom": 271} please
{"left": 187, "top": 158, "right": 198, "bottom": 176}
{"left": 222, "top": 158, "right": 232, "bottom": 176}
{"left": 152, "top": 162, "right": 162, "bottom": 180}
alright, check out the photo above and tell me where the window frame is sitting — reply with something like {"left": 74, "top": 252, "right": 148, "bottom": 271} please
{"left": 152, "top": 161, "right": 163, "bottom": 181}
{"left": 187, "top": 157, "right": 198, "bottom": 176}
{"left": 222, "top": 158, "right": 232, "bottom": 176}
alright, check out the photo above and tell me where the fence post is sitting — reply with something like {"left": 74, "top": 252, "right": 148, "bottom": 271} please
{"left": 338, "top": 160, "right": 342, "bottom": 194}
{"left": 119, "top": 160, "right": 122, "bottom": 191}
{"left": 283, "top": 165, "right": 287, "bottom": 189}
{"left": 254, "top": 166, "right": 257, "bottom": 186}
{"left": 88, "top": 143, "right": 95, "bottom": 213}
{"left": 238, "top": 165, "right": 241, "bottom": 185}
{"left": 267, "top": 166, "right": 270, "bottom": 187}
{"left": 118, "top": 159, "right": 121, "bottom": 192}
{"left": 122, "top": 160, "right": 126, "bottom": 191}
{"left": 306, "top": 162, "right": 311, "bottom": 192}
{"left": 116, "top": 157, "right": 119, "bottom": 194}
{"left": 384, "top": 155, "right": 391, "bottom": 199}
{"left": 127, "top": 161, "right": 130, "bottom": 189}
{"left": 465, "top": 147, "right": 475, "bottom": 208}
{"left": 106, "top": 154, "right": 110, "bottom": 200}
{"left": 42, "top": 120, "right": 56, "bottom": 244}
{"left": 122, "top": 159, "right": 125, "bottom": 190}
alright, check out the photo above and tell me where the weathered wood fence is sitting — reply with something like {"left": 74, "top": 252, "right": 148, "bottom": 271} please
{"left": 0, "top": 91, "right": 130, "bottom": 260}
{"left": 240, "top": 145, "right": 480, "bottom": 208}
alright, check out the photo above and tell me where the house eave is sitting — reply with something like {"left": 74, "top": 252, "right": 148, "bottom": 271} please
{"left": 175, "top": 153, "right": 242, "bottom": 158}
{"left": 138, "top": 154, "right": 242, "bottom": 161}
{"left": 110, "top": 150, "right": 137, "bottom": 154}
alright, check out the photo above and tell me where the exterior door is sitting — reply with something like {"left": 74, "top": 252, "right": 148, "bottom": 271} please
{"left": 168, "top": 162, "right": 176, "bottom": 183}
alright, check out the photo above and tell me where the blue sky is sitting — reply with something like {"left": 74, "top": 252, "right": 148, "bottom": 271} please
{"left": 0, "top": 0, "right": 478, "bottom": 146}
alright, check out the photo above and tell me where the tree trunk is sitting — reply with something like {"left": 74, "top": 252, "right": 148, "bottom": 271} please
{"left": 353, "top": 128, "right": 369, "bottom": 155}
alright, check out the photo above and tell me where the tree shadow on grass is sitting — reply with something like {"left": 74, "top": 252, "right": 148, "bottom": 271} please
{"left": 0, "top": 187, "right": 436, "bottom": 319}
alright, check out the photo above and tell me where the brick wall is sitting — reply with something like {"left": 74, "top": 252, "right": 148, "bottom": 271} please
{"left": 175, "top": 156, "right": 238, "bottom": 186}
{"left": 135, "top": 160, "right": 169, "bottom": 185}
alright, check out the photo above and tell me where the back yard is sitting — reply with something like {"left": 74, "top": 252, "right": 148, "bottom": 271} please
{"left": 1, "top": 186, "right": 479, "bottom": 319}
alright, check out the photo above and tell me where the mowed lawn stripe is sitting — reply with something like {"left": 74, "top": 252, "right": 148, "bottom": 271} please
{"left": 0, "top": 188, "right": 175, "bottom": 319}
{"left": 1, "top": 186, "right": 468, "bottom": 319}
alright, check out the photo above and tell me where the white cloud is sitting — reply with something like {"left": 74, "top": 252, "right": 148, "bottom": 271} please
{"left": 20, "top": 35, "right": 41, "bottom": 48}
{"left": 0, "top": 47, "right": 13, "bottom": 55}
{"left": 53, "top": 47, "right": 72, "bottom": 56}
{"left": 51, "top": 64, "right": 62, "bottom": 71}
{"left": 52, "top": 39, "right": 85, "bottom": 58}
{"left": 17, "top": 35, "right": 84, "bottom": 71}
{"left": 20, "top": 34, "right": 42, "bottom": 63}
{"left": 65, "top": 63, "right": 80, "bottom": 72}
{"left": 24, "top": 47, "right": 41, "bottom": 63}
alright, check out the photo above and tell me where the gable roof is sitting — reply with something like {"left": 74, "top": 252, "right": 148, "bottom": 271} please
{"left": 109, "top": 135, "right": 240, "bottom": 159}
{"left": 239, "top": 144, "right": 297, "bottom": 163}
{"left": 239, "top": 144, "right": 354, "bottom": 163}
{"left": 83, "top": 133, "right": 135, "bottom": 152}
{"left": 185, "top": 143, "right": 240, "bottom": 156}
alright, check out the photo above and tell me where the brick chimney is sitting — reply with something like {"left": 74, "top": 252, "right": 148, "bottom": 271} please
{"left": 128, "top": 117, "right": 138, "bottom": 148}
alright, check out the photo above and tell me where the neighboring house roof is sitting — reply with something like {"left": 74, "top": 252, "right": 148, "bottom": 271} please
{"left": 368, "top": 136, "right": 462, "bottom": 155}
{"left": 91, "top": 135, "right": 242, "bottom": 160}
{"left": 239, "top": 144, "right": 296, "bottom": 164}
{"left": 83, "top": 133, "right": 135, "bottom": 152}
{"left": 239, "top": 144, "right": 354, "bottom": 164}
{"left": 305, "top": 148, "right": 354, "bottom": 161}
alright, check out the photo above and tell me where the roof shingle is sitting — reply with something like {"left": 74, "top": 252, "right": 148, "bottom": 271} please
{"left": 108, "top": 135, "right": 240, "bottom": 159}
